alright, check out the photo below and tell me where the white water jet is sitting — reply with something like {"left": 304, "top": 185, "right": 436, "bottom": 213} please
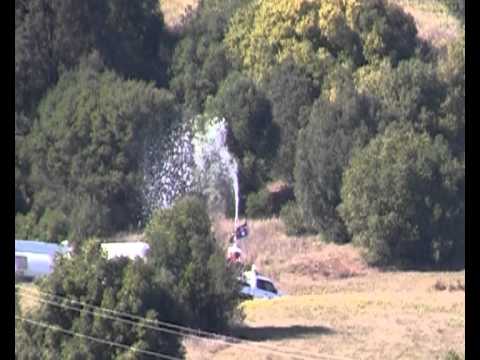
{"left": 192, "top": 116, "right": 239, "bottom": 227}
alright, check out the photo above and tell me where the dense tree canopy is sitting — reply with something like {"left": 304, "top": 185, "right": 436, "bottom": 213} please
{"left": 15, "top": 239, "right": 185, "bottom": 359}
{"left": 169, "top": 0, "right": 249, "bottom": 114}
{"left": 15, "top": 0, "right": 167, "bottom": 123}
{"left": 339, "top": 124, "right": 464, "bottom": 268}
{"left": 15, "top": 0, "right": 464, "bottom": 271}
{"left": 264, "top": 60, "right": 319, "bottom": 181}
{"left": 26, "top": 59, "right": 179, "bottom": 243}
{"left": 224, "top": 0, "right": 418, "bottom": 82}
{"left": 294, "top": 68, "right": 379, "bottom": 243}
{"left": 145, "top": 196, "right": 241, "bottom": 332}
{"left": 354, "top": 57, "right": 445, "bottom": 134}
{"left": 205, "top": 72, "right": 278, "bottom": 197}
{"left": 436, "top": 36, "right": 465, "bottom": 157}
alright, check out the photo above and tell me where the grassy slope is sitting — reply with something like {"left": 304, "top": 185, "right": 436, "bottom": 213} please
{"left": 390, "top": 0, "right": 462, "bottom": 47}
{"left": 188, "top": 217, "right": 464, "bottom": 360}
{"left": 159, "top": 0, "right": 200, "bottom": 29}
{"left": 18, "top": 218, "right": 465, "bottom": 359}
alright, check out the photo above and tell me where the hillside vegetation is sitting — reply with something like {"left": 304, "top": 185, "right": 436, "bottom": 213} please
{"left": 16, "top": 0, "right": 464, "bottom": 358}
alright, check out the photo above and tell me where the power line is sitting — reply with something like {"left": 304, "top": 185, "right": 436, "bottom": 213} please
{"left": 15, "top": 315, "right": 182, "bottom": 360}
{"left": 18, "top": 286, "right": 352, "bottom": 360}
{"left": 20, "top": 291, "right": 310, "bottom": 360}
{"left": 19, "top": 286, "right": 352, "bottom": 360}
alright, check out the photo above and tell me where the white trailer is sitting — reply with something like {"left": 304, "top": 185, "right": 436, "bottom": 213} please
{"left": 100, "top": 242, "right": 150, "bottom": 260}
{"left": 15, "top": 240, "right": 70, "bottom": 280}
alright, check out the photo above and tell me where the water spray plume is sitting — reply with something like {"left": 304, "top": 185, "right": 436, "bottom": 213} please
{"left": 143, "top": 116, "right": 240, "bottom": 227}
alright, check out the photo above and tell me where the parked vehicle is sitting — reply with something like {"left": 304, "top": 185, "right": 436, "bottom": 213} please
{"left": 15, "top": 240, "right": 70, "bottom": 280}
{"left": 239, "top": 267, "right": 283, "bottom": 300}
{"left": 100, "top": 242, "right": 150, "bottom": 260}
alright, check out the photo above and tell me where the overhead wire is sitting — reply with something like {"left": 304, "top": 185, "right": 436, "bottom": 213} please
{"left": 17, "top": 285, "right": 353, "bottom": 360}
{"left": 20, "top": 290, "right": 312, "bottom": 360}
{"left": 15, "top": 315, "right": 182, "bottom": 360}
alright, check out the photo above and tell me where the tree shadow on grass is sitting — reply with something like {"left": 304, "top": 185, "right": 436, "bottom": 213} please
{"left": 231, "top": 325, "right": 335, "bottom": 342}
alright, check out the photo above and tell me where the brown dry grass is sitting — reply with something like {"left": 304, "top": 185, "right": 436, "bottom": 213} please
{"left": 213, "top": 217, "right": 371, "bottom": 295}
{"left": 389, "top": 0, "right": 462, "bottom": 47}
{"left": 185, "top": 271, "right": 465, "bottom": 360}
{"left": 17, "top": 215, "right": 464, "bottom": 359}
{"left": 185, "top": 217, "right": 465, "bottom": 359}
{"left": 159, "top": 0, "right": 199, "bottom": 29}
{"left": 17, "top": 283, "right": 41, "bottom": 315}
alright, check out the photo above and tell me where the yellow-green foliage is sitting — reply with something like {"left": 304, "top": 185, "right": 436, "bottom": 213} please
{"left": 224, "top": 0, "right": 417, "bottom": 82}
{"left": 225, "top": 0, "right": 320, "bottom": 82}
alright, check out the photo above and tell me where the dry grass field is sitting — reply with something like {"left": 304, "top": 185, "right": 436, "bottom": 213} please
{"left": 17, "top": 217, "right": 465, "bottom": 359}
{"left": 389, "top": 0, "right": 463, "bottom": 47}
{"left": 190, "top": 218, "right": 465, "bottom": 360}
{"left": 159, "top": 0, "right": 199, "bottom": 29}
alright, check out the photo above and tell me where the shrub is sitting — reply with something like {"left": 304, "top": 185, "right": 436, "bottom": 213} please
{"left": 339, "top": 124, "right": 465, "bottom": 268}
{"left": 246, "top": 189, "right": 273, "bottom": 219}
{"left": 15, "top": 212, "right": 39, "bottom": 240}
{"left": 145, "top": 195, "right": 241, "bottom": 332}
{"left": 444, "top": 350, "right": 463, "bottom": 360}
{"left": 36, "top": 208, "right": 69, "bottom": 243}
{"left": 15, "top": 239, "right": 185, "bottom": 359}
{"left": 280, "top": 201, "right": 311, "bottom": 236}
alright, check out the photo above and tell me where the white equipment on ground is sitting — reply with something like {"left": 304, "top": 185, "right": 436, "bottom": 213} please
{"left": 100, "top": 242, "right": 150, "bottom": 260}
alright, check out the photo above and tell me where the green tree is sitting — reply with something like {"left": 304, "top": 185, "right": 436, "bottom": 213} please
{"left": 169, "top": 0, "right": 249, "bottom": 114}
{"left": 437, "top": 36, "right": 465, "bottom": 157}
{"left": 354, "top": 57, "right": 445, "bottom": 134}
{"left": 100, "top": 0, "right": 167, "bottom": 84}
{"left": 15, "top": 0, "right": 108, "bottom": 119}
{"left": 205, "top": 72, "right": 278, "bottom": 197}
{"left": 350, "top": 0, "right": 418, "bottom": 64}
{"left": 339, "top": 124, "right": 465, "bottom": 268}
{"left": 28, "top": 59, "right": 179, "bottom": 243}
{"left": 15, "top": 239, "right": 185, "bottom": 359}
{"left": 264, "top": 59, "right": 319, "bottom": 181}
{"left": 294, "top": 68, "right": 378, "bottom": 243}
{"left": 145, "top": 196, "right": 241, "bottom": 332}
{"left": 224, "top": 0, "right": 418, "bottom": 82}
{"left": 15, "top": 0, "right": 168, "bottom": 122}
